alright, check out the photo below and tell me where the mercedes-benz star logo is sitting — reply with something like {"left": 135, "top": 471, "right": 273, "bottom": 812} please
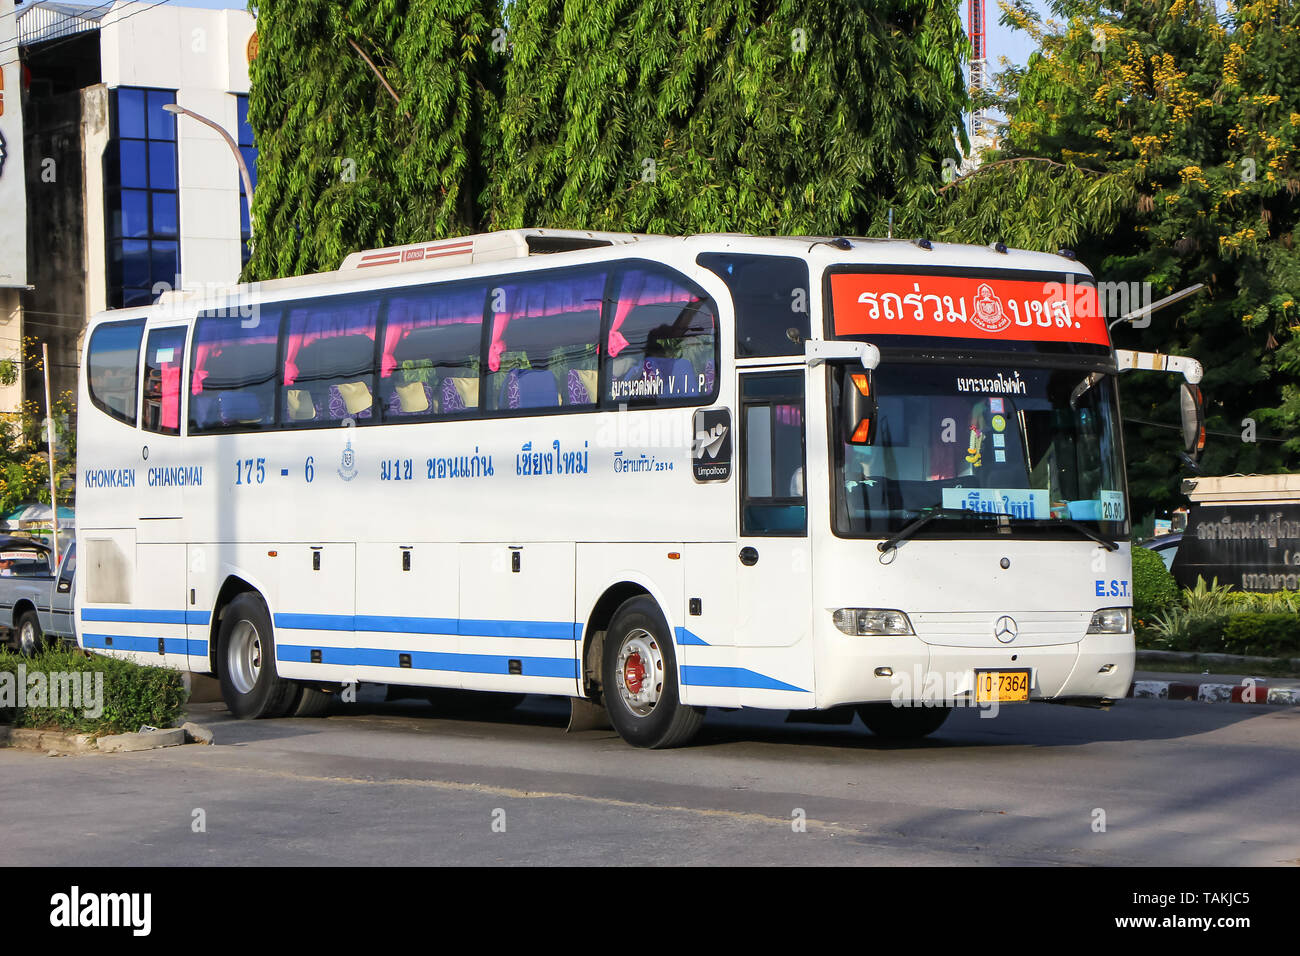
{"left": 994, "top": 615, "right": 1018, "bottom": 644}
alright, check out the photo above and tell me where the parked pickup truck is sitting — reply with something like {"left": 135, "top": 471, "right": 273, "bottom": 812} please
{"left": 0, "top": 536, "right": 75, "bottom": 654}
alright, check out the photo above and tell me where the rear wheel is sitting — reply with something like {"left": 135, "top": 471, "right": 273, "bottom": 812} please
{"left": 291, "top": 685, "right": 336, "bottom": 717}
{"left": 15, "top": 611, "right": 45, "bottom": 656}
{"left": 857, "top": 703, "right": 951, "bottom": 740}
{"left": 602, "top": 596, "right": 703, "bottom": 748}
{"left": 217, "top": 593, "right": 298, "bottom": 719}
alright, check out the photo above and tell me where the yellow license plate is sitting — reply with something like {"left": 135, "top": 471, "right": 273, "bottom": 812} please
{"left": 974, "top": 669, "right": 1031, "bottom": 703}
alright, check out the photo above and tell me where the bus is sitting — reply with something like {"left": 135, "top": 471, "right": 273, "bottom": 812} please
{"left": 74, "top": 229, "right": 1205, "bottom": 748}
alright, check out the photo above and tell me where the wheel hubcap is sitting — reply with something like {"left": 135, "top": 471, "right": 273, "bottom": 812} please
{"left": 616, "top": 629, "right": 663, "bottom": 717}
{"left": 20, "top": 622, "right": 35, "bottom": 653}
{"left": 227, "top": 620, "right": 262, "bottom": 695}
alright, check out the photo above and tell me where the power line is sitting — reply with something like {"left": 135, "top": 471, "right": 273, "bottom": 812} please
{"left": 0, "top": 0, "right": 175, "bottom": 68}
{"left": 1126, "top": 415, "right": 1290, "bottom": 444}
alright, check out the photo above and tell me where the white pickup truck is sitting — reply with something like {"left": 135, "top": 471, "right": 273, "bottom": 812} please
{"left": 0, "top": 536, "right": 75, "bottom": 654}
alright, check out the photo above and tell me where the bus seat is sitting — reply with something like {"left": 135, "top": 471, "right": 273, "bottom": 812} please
{"left": 388, "top": 381, "right": 434, "bottom": 415}
{"left": 501, "top": 368, "right": 560, "bottom": 409}
{"left": 217, "top": 390, "right": 264, "bottom": 425}
{"left": 192, "top": 394, "right": 221, "bottom": 429}
{"left": 328, "top": 382, "right": 374, "bottom": 419}
{"left": 285, "top": 388, "right": 317, "bottom": 421}
{"left": 441, "top": 377, "right": 478, "bottom": 412}
{"left": 566, "top": 368, "right": 598, "bottom": 405}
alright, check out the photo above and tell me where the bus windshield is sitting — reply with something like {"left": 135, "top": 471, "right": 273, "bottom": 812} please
{"left": 831, "top": 362, "right": 1128, "bottom": 539}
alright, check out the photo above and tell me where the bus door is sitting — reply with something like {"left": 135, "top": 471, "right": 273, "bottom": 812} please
{"left": 735, "top": 370, "right": 813, "bottom": 650}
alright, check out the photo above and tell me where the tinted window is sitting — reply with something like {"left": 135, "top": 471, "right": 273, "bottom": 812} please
{"left": 190, "top": 312, "right": 282, "bottom": 432}
{"left": 0, "top": 548, "right": 51, "bottom": 577}
{"left": 107, "top": 88, "right": 180, "bottom": 308}
{"left": 282, "top": 295, "right": 381, "bottom": 425}
{"left": 697, "top": 253, "right": 810, "bottom": 357}
{"left": 142, "top": 326, "right": 187, "bottom": 435}
{"left": 87, "top": 319, "right": 146, "bottom": 425}
{"left": 487, "top": 267, "right": 606, "bottom": 411}
{"left": 606, "top": 265, "right": 717, "bottom": 406}
{"left": 381, "top": 283, "right": 487, "bottom": 420}
{"left": 741, "top": 372, "right": 806, "bottom": 535}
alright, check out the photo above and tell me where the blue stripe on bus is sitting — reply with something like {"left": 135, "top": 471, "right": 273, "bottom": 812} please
{"left": 82, "top": 633, "right": 190, "bottom": 655}
{"left": 675, "top": 627, "right": 709, "bottom": 646}
{"left": 681, "top": 666, "right": 806, "bottom": 693}
{"left": 277, "top": 644, "right": 578, "bottom": 679}
{"left": 81, "top": 608, "right": 211, "bottom": 626}
{"left": 276, "top": 612, "right": 577, "bottom": 640}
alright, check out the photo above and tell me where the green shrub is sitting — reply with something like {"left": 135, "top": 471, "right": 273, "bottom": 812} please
{"left": 1223, "top": 613, "right": 1300, "bottom": 657}
{"left": 1148, "top": 606, "right": 1232, "bottom": 652}
{"left": 0, "top": 647, "right": 188, "bottom": 735}
{"left": 1132, "top": 546, "right": 1180, "bottom": 626}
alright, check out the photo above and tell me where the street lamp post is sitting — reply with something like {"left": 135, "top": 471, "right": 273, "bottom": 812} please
{"left": 162, "top": 103, "right": 254, "bottom": 233}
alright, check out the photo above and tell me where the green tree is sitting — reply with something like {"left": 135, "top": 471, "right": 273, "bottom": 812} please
{"left": 929, "top": 0, "right": 1300, "bottom": 519}
{"left": 246, "top": 0, "right": 497, "bottom": 279}
{"left": 492, "top": 0, "right": 970, "bottom": 235}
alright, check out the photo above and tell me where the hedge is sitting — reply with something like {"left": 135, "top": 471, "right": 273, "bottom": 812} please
{"left": 0, "top": 647, "right": 189, "bottom": 735}
{"left": 1132, "top": 545, "right": 1180, "bottom": 626}
{"left": 1223, "top": 613, "right": 1300, "bottom": 658}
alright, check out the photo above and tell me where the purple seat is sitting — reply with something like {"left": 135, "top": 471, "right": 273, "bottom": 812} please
{"left": 442, "top": 378, "right": 468, "bottom": 413}
{"left": 386, "top": 382, "right": 434, "bottom": 416}
{"left": 567, "top": 369, "right": 596, "bottom": 405}
{"left": 327, "top": 384, "right": 373, "bottom": 420}
{"left": 501, "top": 369, "right": 560, "bottom": 409}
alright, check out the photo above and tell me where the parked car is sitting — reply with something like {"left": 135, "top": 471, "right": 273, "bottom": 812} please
{"left": 0, "top": 536, "right": 76, "bottom": 654}
{"left": 1140, "top": 531, "right": 1183, "bottom": 572}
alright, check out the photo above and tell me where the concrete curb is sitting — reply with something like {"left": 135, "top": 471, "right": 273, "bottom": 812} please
{"left": 0, "top": 726, "right": 97, "bottom": 754}
{"left": 1129, "top": 678, "right": 1300, "bottom": 706}
{"left": 0, "top": 725, "right": 197, "bottom": 753}
{"left": 1137, "top": 649, "right": 1300, "bottom": 672}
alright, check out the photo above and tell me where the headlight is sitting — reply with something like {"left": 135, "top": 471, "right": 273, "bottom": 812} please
{"left": 832, "top": 608, "right": 915, "bottom": 636}
{"left": 1087, "top": 607, "right": 1132, "bottom": 634}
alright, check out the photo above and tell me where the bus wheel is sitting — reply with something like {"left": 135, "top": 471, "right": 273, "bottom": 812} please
{"left": 856, "top": 703, "right": 951, "bottom": 740}
{"left": 217, "top": 594, "right": 298, "bottom": 719}
{"left": 292, "top": 685, "right": 335, "bottom": 718}
{"left": 15, "top": 611, "right": 46, "bottom": 656}
{"left": 602, "top": 596, "right": 703, "bottom": 749}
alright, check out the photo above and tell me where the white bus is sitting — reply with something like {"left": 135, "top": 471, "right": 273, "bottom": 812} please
{"left": 75, "top": 229, "right": 1205, "bottom": 747}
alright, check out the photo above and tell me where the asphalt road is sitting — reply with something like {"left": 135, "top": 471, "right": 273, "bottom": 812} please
{"left": 2, "top": 693, "right": 1297, "bottom": 866}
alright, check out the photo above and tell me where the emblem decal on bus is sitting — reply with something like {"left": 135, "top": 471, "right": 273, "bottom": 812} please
{"left": 692, "top": 408, "right": 732, "bottom": 483}
{"left": 338, "top": 439, "right": 358, "bottom": 482}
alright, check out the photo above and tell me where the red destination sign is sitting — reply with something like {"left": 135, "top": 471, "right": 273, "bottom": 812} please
{"left": 829, "top": 272, "right": 1110, "bottom": 347}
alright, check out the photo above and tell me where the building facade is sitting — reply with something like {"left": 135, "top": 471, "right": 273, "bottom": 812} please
{"left": 5, "top": 0, "right": 255, "bottom": 411}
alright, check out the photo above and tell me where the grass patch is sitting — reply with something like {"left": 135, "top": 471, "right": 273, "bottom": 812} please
{"left": 0, "top": 646, "right": 189, "bottom": 736}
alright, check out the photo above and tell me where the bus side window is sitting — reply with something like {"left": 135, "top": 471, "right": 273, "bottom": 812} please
{"left": 87, "top": 318, "right": 146, "bottom": 426}
{"left": 606, "top": 265, "right": 717, "bottom": 406}
{"left": 142, "top": 326, "right": 188, "bottom": 435}
{"left": 697, "top": 252, "right": 809, "bottom": 358}
{"left": 189, "top": 311, "right": 283, "bottom": 433}
{"left": 380, "top": 283, "right": 487, "bottom": 420}
{"left": 283, "top": 295, "right": 382, "bottom": 425}
{"left": 486, "top": 267, "right": 605, "bottom": 412}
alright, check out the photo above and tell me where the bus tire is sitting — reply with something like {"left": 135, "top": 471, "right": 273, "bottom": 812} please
{"left": 602, "top": 596, "right": 703, "bottom": 749}
{"left": 857, "top": 703, "right": 951, "bottom": 740}
{"left": 292, "top": 685, "right": 335, "bottom": 718}
{"left": 217, "top": 593, "right": 298, "bottom": 719}
{"left": 15, "top": 610, "right": 46, "bottom": 656}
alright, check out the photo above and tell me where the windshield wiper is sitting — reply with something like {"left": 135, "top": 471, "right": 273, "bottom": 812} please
{"left": 1004, "top": 515, "right": 1120, "bottom": 551}
{"left": 877, "top": 507, "right": 992, "bottom": 554}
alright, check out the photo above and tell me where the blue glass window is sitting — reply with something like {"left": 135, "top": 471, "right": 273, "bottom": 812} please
{"left": 107, "top": 87, "right": 180, "bottom": 308}
{"left": 235, "top": 94, "right": 257, "bottom": 267}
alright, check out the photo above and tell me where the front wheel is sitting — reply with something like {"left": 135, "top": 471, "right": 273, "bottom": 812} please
{"left": 857, "top": 703, "right": 951, "bottom": 740}
{"left": 15, "top": 611, "right": 45, "bottom": 656}
{"left": 217, "top": 593, "right": 299, "bottom": 719}
{"left": 601, "top": 596, "right": 703, "bottom": 749}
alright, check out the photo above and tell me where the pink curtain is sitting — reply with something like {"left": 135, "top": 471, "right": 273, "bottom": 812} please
{"left": 607, "top": 270, "right": 703, "bottom": 358}
{"left": 160, "top": 364, "right": 181, "bottom": 430}
{"left": 283, "top": 301, "right": 380, "bottom": 385}
{"left": 382, "top": 287, "right": 485, "bottom": 377}
{"left": 487, "top": 273, "right": 606, "bottom": 372}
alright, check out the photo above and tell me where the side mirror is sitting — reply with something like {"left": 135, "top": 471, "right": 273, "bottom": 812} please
{"left": 1179, "top": 381, "right": 1205, "bottom": 460}
{"left": 842, "top": 370, "right": 878, "bottom": 445}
